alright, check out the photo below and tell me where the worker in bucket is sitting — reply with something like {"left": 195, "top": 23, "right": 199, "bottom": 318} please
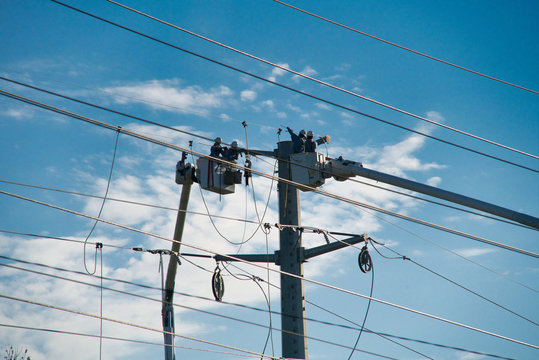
{"left": 286, "top": 126, "right": 306, "bottom": 153}
{"left": 305, "top": 130, "right": 317, "bottom": 152}
{"left": 224, "top": 140, "right": 242, "bottom": 162}
{"left": 210, "top": 137, "right": 224, "bottom": 158}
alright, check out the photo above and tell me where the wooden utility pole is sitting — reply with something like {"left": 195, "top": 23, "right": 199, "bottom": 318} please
{"left": 277, "top": 140, "right": 308, "bottom": 359}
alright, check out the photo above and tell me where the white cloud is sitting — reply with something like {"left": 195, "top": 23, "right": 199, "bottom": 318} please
{"left": 3, "top": 106, "right": 34, "bottom": 119}
{"left": 373, "top": 118, "right": 447, "bottom": 176}
{"left": 426, "top": 176, "right": 442, "bottom": 187}
{"left": 268, "top": 63, "right": 289, "bottom": 81}
{"left": 261, "top": 99, "right": 274, "bottom": 109}
{"left": 219, "top": 113, "right": 232, "bottom": 122}
{"left": 454, "top": 248, "right": 497, "bottom": 258}
{"left": 102, "top": 79, "right": 234, "bottom": 116}
{"left": 315, "top": 103, "right": 331, "bottom": 111}
{"left": 292, "top": 65, "right": 318, "bottom": 82}
{"left": 240, "top": 89, "right": 257, "bottom": 102}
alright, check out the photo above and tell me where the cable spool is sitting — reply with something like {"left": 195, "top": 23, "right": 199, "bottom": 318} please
{"left": 358, "top": 246, "right": 372, "bottom": 273}
{"left": 212, "top": 265, "right": 225, "bottom": 301}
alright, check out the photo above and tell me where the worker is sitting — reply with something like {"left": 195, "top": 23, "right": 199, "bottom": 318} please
{"left": 305, "top": 130, "right": 317, "bottom": 152}
{"left": 286, "top": 127, "right": 306, "bottom": 153}
{"left": 210, "top": 137, "right": 224, "bottom": 158}
{"left": 224, "top": 141, "right": 242, "bottom": 162}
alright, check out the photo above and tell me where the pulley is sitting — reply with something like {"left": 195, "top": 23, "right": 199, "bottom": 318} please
{"left": 358, "top": 246, "right": 372, "bottom": 273}
{"left": 212, "top": 265, "right": 225, "bottom": 301}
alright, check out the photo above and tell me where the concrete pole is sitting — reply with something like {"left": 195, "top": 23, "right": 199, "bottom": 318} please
{"left": 277, "top": 141, "right": 308, "bottom": 359}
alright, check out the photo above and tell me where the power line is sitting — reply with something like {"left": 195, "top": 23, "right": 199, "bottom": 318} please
{"left": 0, "top": 293, "right": 283, "bottom": 360}
{"left": 367, "top": 241, "right": 539, "bottom": 326}
{"left": 104, "top": 0, "right": 538, "bottom": 160}
{"left": 2, "top": 74, "right": 534, "bottom": 229}
{"left": 0, "top": 75, "right": 217, "bottom": 144}
{"left": 1, "top": 189, "right": 537, "bottom": 349}
{"left": 272, "top": 0, "right": 539, "bottom": 95}
{"left": 0, "top": 253, "right": 519, "bottom": 359}
{"left": 0, "top": 323, "right": 266, "bottom": 359}
{"left": 48, "top": 0, "right": 539, "bottom": 173}
{"left": 2, "top": 91, "right": 536, "bottom": 257}
{"left": 0, "top": 179, "right": 261, "bottom": 225}
{"left": 0, "top": 261, "right": 398, "bottom": 359}
{"left": 0, "top": 91, "right": 536, "bottom": 256}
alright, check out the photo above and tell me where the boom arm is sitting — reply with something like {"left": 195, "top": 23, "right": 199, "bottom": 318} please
{"left": 326, "top": 157, "right": 539, "bottom": 230}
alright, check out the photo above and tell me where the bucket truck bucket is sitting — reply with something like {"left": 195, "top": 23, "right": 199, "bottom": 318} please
{"left": 196, "top": 158, "right": 235, "bottom": 194}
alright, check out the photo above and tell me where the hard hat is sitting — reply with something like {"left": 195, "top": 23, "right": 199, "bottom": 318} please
{"left": 307, "top": 130, "right": 314, "bottom": 138}
{"left": 299, "top": 129, "right": 306, "bottom": 136}
{"left": 231, "top": 140, "right": 238, "bottom": 148}
{"left": 214, "top": 137, "right": 222, "bottom": 144}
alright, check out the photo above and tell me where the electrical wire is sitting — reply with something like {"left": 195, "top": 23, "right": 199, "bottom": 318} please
{"left": 348, "top": 261, "right": 374, "bottom": 360}
{"left": 1, "top": 90, "right": 535, "bottom": 257}
{"left": 0, "top": 66, "right": 279, "bottom": 130}
{"left": 2, "top": 190, "right": 535, "bottom": 350}
{"left": 272, "top": 0, "right": 539, "bottom": 95}
{"left": 47, "top": 0, "right": 539, "bottom": 173}
{"left": 0, "top": 255, "right": 517, "bottom": 359}
{"left": 0, "top": 323, "right": 268, "bottom": 359}
{"left": 368, "top": 241, "right": 539, "bottom": 327}
{"left": 105, "top": 0, "right": 538, "bottom": 160}
{"left": 0, "top": 179, "right": 261, "bottom": 225}
{"left": 20, "top": 243, "right": 426, "bottom": 359}
{"left": 0, "top": 261, "right": 397, "bottom": 359}
{"left": 83, "top": 129, "right": 119, "bottom": 275}
{"left": 1, "top": 76, "right": 537, "bottom": 230}
{"left": 0, "top": 293, "right": 283, "bottom": 360}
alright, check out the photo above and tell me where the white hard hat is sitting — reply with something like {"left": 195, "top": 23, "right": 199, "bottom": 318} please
{"left": 214, "top": 137, "right": 222, "bottom": 144}
{"left": 299, "top": 129, "right": 306, "bottom": 136}
{"left": 231, "top": 141, "right": 238, "bottom": 148}
{"left": 307, "top": 130, "right": 314, "bottom": 137}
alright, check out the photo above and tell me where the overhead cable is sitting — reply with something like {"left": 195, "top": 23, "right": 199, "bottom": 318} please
{"left": 0, "top": 293, "right": 283, "bottom": 360}
{"left": 370, "top": 242, "right": 539, "bottom": 326}
{"left": 48, "top": 0, "right": 539, "bottom": 173}
{"left": 0, "top": 92, "right": 535, "bottom": 255}
{"left": 0, "top": 262, "right": 397, "bottom": 359}
{"left": 0, "top": 254, "right": 517, "bottom": 359}
{"left": 1, "top": 190, "right": 537, "bottom": 349}
{"left": 0, "top": 179, "right": 260, "bottom": 225}
{"left": 2, "top": 73, "right": 535, "bottom": 229}
{"left": 0, "top": 324, "right": 265, "bottom": 359}
{"left": 272, "top": 0, "right": 539, "bottom": 95}
{"left": 105, "top": 0, "right": 538, "bottom": 160}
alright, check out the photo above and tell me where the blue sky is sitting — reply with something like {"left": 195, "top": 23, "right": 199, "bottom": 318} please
{"left": 1, "top": 1, "right": 538, "bottom": 359}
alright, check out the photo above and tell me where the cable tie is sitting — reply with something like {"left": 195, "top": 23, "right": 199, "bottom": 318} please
{"left": 115, "top": 125, "right": 122, "bottom": 133}
{"left": 241, "top": 121, "right": 247, "bottom": 128}
{"left": 132, "top": 247, "right": 143, "bottom": 252}
{"left": 95, "top": 242, "right": 103, "bottom": 249}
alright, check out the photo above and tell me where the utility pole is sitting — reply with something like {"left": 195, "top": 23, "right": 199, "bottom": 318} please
{"left": 162, "top": 157, "right": 194, "bottom": 360}
{"left": 161, "top": 135, "right": 538, "bottom": 360}
{"left": 277, "top": 140, "right": 308, "bottom": 359}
